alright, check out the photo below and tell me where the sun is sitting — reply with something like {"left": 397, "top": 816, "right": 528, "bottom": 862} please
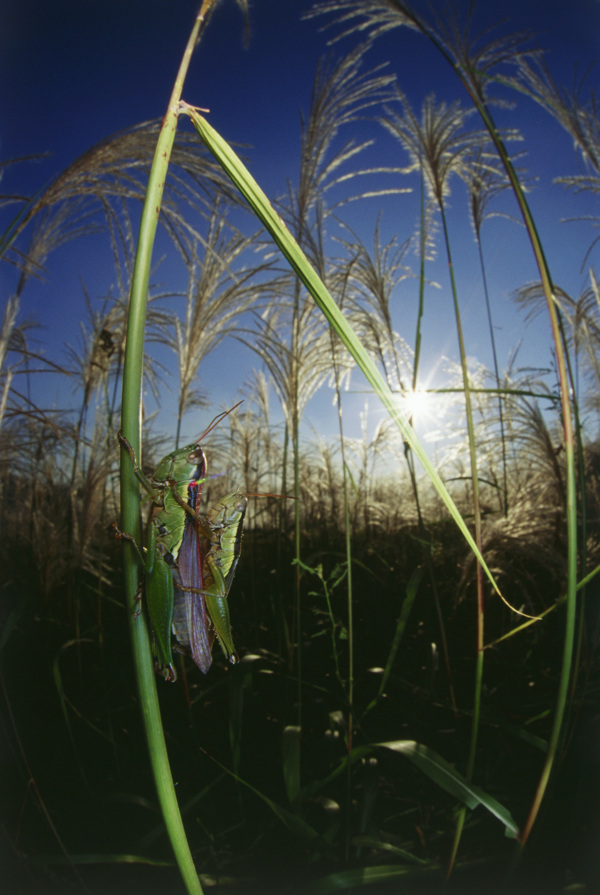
{"left": 403, "top": 388, "right": 433, "bottom": 424}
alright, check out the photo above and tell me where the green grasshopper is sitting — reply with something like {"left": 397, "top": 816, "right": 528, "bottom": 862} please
{"left": 174, "top": 487, "right": 293, "bottom": 672}
{"left": 118, "top": 405, "right": 241, "bottom": 680}
{"left": 118, "top": 434, "right": 208, "bottom": 681}
{"left": 171, "top": 489, "right": 248, "bottom": 672}
{"left": 189, "top": 488, "right": 296, "bottom": 667}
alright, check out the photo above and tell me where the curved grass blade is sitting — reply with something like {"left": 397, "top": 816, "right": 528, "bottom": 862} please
{"left": 182, "top": 105, "right": 510, "bottom": 607}
{"left": 377, "top": 740, "right": 520, "bottom": 839}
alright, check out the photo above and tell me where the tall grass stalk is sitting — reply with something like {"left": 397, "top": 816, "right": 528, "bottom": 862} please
{"left": 166, "top": 210, "right": 265, "bottom": 448}
{"left": 243, "top": 44, "right": 396, "bottom": 728}
{"left": 381, "top": 92, "right": 488, "bottom": 803}
{"left": 340, "top": 214, "right": 457, "bottom": 708}
{"left": 515, "top": 281, "right": 590, "bottom": 702}
{"left": 241, "top": 298, "right": 332, "bottom": 711}
{"left": 468, "top": 152, "right": 513, "bottom": 515}
{"left": 327, "top": 277, "right": 356, "bottom": 856}
{"left": 413, "top": 184, "right": 458, "bottom": 710}
{"left": 405, "top": 11, "right": 577, "bottom": 853}
{"left": 286, "top": 44, "right": 396, "bottom": 728}
{"left": 118, "top": 3, "right": 244, "bottom": 893}
{"left": 440, "top": 199, "right": 486, "bottom": 870}
{"left": 409, "top": 172, "right": 458, "bottom": 709}
{"left": 307, "top": 0, "right": 578, "bottom": 865}
{"left": 380, "top": 0, "right": 578, "bottom": 857}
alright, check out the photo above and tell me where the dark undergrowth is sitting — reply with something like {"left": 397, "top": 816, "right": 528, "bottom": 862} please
{"left": 2, "top": 521, "right": 599, "bottom": 895}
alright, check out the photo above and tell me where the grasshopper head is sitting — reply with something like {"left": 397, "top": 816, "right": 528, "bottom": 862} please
{"left": 187, "top": 445, "right": 207, "bottom": 481}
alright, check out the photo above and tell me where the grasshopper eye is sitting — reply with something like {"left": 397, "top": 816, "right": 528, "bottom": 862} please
{"left": 187, "top": 447, "right": 206, "bottom": 469}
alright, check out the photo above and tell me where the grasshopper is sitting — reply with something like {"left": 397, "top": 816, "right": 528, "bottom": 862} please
{"left": 118, "top": 405, "right": 241, "bottom": 680}
{"left": 118, "top": 434, "right": 208, "bottom": 681}
{"left": 171, "top": 489, "right": 248, "bottom": 672}
{"left": 188, "top": 489, "right": 295, "bottom": 667}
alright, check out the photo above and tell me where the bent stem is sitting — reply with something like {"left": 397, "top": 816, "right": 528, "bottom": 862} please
{"left": 182, "top": 106, "right": 504, "bottom": 596}
{"left": 391, "top": 0, "right": 578, "bottom": 860}
{"left": 119, "top": 5, "right": 220, "bottom": 894}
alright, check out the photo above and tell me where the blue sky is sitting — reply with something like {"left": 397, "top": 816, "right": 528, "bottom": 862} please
{"left": 2, "top": 0, "right": 600, "bottom": 445}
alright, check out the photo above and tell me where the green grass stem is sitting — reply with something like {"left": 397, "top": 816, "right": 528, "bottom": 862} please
{"left": 118, "top": 5, "right": 224, "bottom": 894}
{"left": 390, "top": 0, "right": 578, "bottom": 856}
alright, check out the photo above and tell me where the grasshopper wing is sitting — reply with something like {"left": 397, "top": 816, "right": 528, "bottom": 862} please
{"left": 172, "top": 502, "right": 214, "bottom": 674}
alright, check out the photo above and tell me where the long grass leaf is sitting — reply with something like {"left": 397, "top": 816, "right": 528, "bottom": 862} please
{"left": 377, "top": 740, "right": 520, "bottom": 838}
{"left": 182, "top": 106, "right": 507, "bottom": 603}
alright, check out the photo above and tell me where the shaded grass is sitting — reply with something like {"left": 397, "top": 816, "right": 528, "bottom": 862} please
{"left": 2, "top": 515, "right": 597, "bottom": 892}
